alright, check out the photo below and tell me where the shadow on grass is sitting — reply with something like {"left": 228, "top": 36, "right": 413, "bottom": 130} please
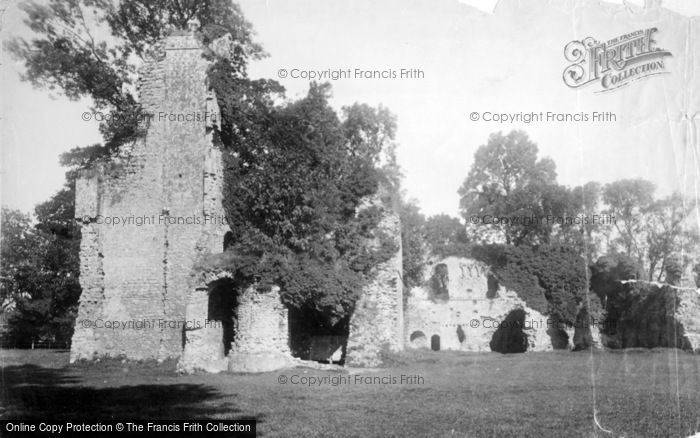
{"left": 0, "top": 364, "right": 263, "bottom": 427}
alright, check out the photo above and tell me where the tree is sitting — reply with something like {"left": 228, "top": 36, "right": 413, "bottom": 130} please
{"left": 215, "top": 82, "right": 400, "bottom": 325}
{"left": 553, "top": 181, "right": 603, "bottom": 261}
{"left": 0, "top": 195, "right": 81, "bottom": 346}
{"left": 470, "top": 244, "right": 588, "bottom": 325}
{"left": 7, "top": 0, "right": 264, "bottom": 167}
{"left": 644, "top": 192, "right": 699, "bottom": 282}
{"left": 590, "top": 253, "right": 641, "bottom": 305}
{"left": 1, "top": 208, "right": 46, "bottom": 344}
{"left": 423, "top": 214, "right": 469, "bottom": 258}
{"left": 458, "top": 130, "right": 567, "bottom": 246}
{"left": 602, "top": 181, "right": 698, "bottom": 282}
{"left": 1, "top": 209, "right": 41, "bottom": 306}
{"left": 399, "top": 200, "right": 426, "bottom": 290}
{"left": 602, "top": 179, "right": 655, "bottom": 268}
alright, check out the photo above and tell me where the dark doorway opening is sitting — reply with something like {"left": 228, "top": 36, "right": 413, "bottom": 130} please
{"left": 223, "top": 231, "right": 234, "bottom": 251}
{"left": 547, "top": 324, "right": 570, "bottom": 350}
{"left": 207, "top": 278, "right": 237, "bottom": 356}
{"left": 288, "top": 306, "right": 348, "bottom": 364}
{"left": 430, "top": 335, "right": 441, "bottom": 351}
{"left": 430, "top": 264, "right": 450, "bottom": 302}
{"left": 489, "top": 309, "right": 528, "bottom": 353}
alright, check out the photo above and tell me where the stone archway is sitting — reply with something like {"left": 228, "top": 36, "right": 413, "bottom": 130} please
{"left": 409, "top": 331, "right": 428, "bottom": 348}
{"left": 178, "top": 271, "right": 294, "bottom": 373}
{"left": 489, "top": 308, "right": 528, "bottom": 353}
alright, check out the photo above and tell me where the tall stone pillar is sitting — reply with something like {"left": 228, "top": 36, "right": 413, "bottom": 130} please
{"left": 346, "top": 199, "right": 404, "bottom": 367}
{"left": 227, "top": 286, "right": 295, "bottom": 372}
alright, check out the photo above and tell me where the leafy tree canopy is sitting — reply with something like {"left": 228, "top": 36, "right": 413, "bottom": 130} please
{"left": 602, "top": 180, "right": 698, "bottom": 281}
{"left": 1, "top": 195, "right": 80, "bottom": 345}
{"left": 471, "top": 243, "right": 589, "bottom": 325}
{"left": 208, "top": 81, "right": 400, "bottom": 325}
{"left": 458, "top": 130, "right": 570, "bottom": 246}
{"left": 398, "top": 200, "right": 427, "bottom": 290}
{"left": 424, "top": 214, "right": 469, "bottom": 259}
{"left": 7, "top": 0, "right": 264, "bottom": 169}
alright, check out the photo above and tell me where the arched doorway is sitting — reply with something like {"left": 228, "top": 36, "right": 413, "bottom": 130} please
{"left": 430, "top": 334, "right": 441, "bottom": 351}
{"left": 489, "top": 309, "right": 528, "bottom": 353}
{"left": 409, "top": 331, "right": 427, "bottom": 348}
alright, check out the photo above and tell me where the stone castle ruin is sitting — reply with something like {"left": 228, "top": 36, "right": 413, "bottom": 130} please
{"left": 71, "top": 29, "right": 700, "bottom": 372}
{"left": 70, "top": 29, "right": 403, "bottom": 372}
{"left": 405, "top": 257, "right": 597, "bottom": 353}
{"left": 405, "top": 257, "right": 700, "bottom": 354}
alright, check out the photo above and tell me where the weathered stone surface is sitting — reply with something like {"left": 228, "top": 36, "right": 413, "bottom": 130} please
{"left": 178, "top": 286, "right": 227, "bottom": 373}
{"left": 71, "top": 32, "right": 406, "bottom": 372}
{"left": 71, "top": 34, "right": 227, "bottom": 363}
{"left": 346, "top": 198, "right": 404, "bottom": 367}
{"left": 405, "top": 257, "right": 555, "bottom": 352}
{"left": 677, "top": 287, "right": 700, "bottom": 351}
{"left": 227, "top": 285, "right": 293, "bottom": 372}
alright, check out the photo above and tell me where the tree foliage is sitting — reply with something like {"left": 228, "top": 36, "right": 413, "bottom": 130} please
{"left": 424, "top": 214, "right": 469, "bottom": 258}
{"left": 210, "top": 81, "right": 400, "bottom": 324}
{"left": 7, "top": 0, "right": 264, "bottom": 168}
{"left": 1, "top": 190, "right": 81, "bottom": 345}
{"left": 458, "top": 131, "right": 567, "bottom": 246}
{"left": 602, "top": 180, "right": 698, "bottom": 282}
{"left": 471, "top": 244, "right": 589, "bottom": 325}
{"left": 602, "top": 179, "right": 655, "bottom": 265}
{"left": 398, "top": 200, "right": 427, "bottom": 290}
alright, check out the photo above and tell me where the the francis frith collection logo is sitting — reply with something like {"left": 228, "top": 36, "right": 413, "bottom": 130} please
{"left": 563, "top": 28, "right": 672, "bottom": 92}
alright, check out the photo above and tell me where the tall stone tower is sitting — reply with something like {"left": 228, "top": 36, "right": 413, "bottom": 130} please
{"left": 71, "top": 29, "right": 228, "bottom": 362}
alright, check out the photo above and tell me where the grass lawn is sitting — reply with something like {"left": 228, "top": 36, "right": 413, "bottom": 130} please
{"left": 1, "top": 348, "right": 699, "bottom": 437}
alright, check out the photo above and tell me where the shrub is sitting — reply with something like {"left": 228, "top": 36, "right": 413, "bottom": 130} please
{"left": 471, "top": 244, "right": 588, "bottom": 325}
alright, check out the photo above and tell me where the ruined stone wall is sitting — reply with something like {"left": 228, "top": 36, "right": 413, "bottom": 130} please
{"left": 346, "top": 200, "right": 404, "bottom": 366}
{"left": 676, "top": 287, "right": 700, "bottom": 351}
{"left": 227, "top": 286, "right": 294, "bottom": 372}
{"left": 405, "top": 257, "right": 554, "bottom": 352}
{"left": 71, "top": 34, "right": 227, "bottom": 362}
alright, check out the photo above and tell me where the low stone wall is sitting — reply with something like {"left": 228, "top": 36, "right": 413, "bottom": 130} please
{"left": 677, "top": 288, "right": 700, "bottom": 351}
{"left": 178, "top": 276, "right": 294, "bottom": 373}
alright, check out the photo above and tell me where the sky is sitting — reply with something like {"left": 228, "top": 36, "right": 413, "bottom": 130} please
{"left": 2, "top": 0, "right": 699, "bottom": 219}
